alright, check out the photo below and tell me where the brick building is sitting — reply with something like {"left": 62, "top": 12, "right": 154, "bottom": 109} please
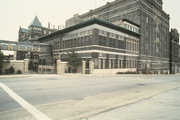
{"left": 38, "top": 18, "right": 140, "bottom": 73}
{"left": 66, "top": 0, "right": 170, "bottom": 73}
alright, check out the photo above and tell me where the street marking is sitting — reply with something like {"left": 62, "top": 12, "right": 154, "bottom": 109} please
{"left": 0, "top": 82, "right": 53, "bottom": 120}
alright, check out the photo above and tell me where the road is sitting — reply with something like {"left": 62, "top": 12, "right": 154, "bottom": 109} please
{"left": 0, "top": 74, "right": 180, "bottom": 120}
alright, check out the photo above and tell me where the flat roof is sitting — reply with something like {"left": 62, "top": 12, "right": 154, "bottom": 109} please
{"left": 38, "top": 18, "right": 141, "bottom": 41}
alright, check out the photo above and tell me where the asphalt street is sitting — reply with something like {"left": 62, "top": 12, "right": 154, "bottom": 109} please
{"left": 0, "top": 75, "right": 158, "bottom": 112}
{"left": 0, "top": 74, "right": 180, "bottom": 120}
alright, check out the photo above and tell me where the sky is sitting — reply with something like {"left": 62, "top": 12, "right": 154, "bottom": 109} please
{"left": 0, "top": 0, "right": 179, "bottom": 54}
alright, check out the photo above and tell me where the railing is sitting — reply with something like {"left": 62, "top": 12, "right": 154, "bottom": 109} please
{"left": 38, "top": 65, "right": 55, "bottom": 74}
{"left": 0, "top": 40, "right": 50, "bottom": 53}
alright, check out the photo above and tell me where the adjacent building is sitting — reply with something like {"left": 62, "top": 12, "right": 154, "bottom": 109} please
{"left": 66, "top": 0, "right": 170, "bottom": 73}
{"left": 16, "top": 16, "right": 57, "bottom": 71}
{"left": 169, "top": 29, "right": 180, "bottom": 74}
{"left": 17, "top": 16, "right": 56, "bottom": 60}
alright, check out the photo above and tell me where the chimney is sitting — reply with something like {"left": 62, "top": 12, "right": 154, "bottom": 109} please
{"left": 48, "top": 22, "right": 50, "bottom": 29}
{"left": 53, "top": 25, "right": 55, "bottom": 29}
{"left": 58, "top": 26, "right": 60, "bottom": 30}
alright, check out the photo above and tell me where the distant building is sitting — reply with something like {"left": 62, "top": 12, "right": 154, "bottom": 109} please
{"left": 18, "top": 16, "right": 56, "bottom": 43}
{"left": 39, "top": 18, "right": 140, "bottom": 73}
{"left": 17, "top": 16, "right": 56, "bottom": 61}
{"left": 66, "top": 0, "right": 170, "bottom": 73}
{"left": 169, "top": 29, "right": 180, "bottom": 74}
{"left": 179, "top": 45, "right": 180, "bottom": 62}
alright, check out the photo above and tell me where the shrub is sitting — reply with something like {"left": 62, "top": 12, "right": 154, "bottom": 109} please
{"left": 9, "top": 66, "right": 15, "bottom": 74}
{"left": 5, "top": 69, "right": 10, "bottom": 74}
{"left": 117, "top": 71, "right": 137, "bottom": 74}
{"left": 17, "top": 70, "right": 22, "bottom": 74}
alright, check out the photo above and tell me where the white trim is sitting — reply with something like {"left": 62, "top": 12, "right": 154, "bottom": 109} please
{"left": 140, "top": 54, "right": 169, "bottom": 60}
{"left": 61, "top": 50, "right": 139, "bottom": 57}
{"left": 140, "top": 59, "right": 169, "bottom": 64}
{"left": 54, "top": 45, "right": 139, "bottom": 53}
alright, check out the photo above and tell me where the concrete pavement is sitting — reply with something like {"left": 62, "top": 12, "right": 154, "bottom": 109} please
{"left": 0, "top": 74, "right": 30, "bottom": 79}
{"left": 89, "top": 87, "right": 180, "bottom": 120}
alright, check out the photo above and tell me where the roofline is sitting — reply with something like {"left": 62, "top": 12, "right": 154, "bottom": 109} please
{"left": 38, "top": 18, "right": 141, "bottom": 41}
{"left": 29, "top": 16, "right": 43, "bottom": 28}
{"left": 28, "top": 24, "right": 56, "bottom": 31}
{"left": 80, "top": 0, "right": 121, "bottom": 18}
{"left": 67, "top": 0, "right": 170, "bottom": 21}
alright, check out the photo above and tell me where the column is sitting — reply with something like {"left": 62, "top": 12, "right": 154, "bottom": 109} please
{"left": 112, "top": 59, "right": 114, "bottom": 69}
{"left": 56, "top": 60, "right": 61, "bottom": 74}
{"left": 24, "top": 59, "right": 29, "bottom": 74}
{"left": 103, "top": 59, "right": 105, "bottom": 69}
{"left": 89, "top": 61, "right": 94, "bottom": 74}
{"left": 109, "top": 59, "right": 111, "bottom": 69}
{"left": 98, "top": 59, "right": 101, "bottom": 69}
{"left": 82, "top": 61, "right": 86, "bottom": 74}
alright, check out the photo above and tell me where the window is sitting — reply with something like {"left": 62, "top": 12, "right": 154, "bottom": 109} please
{"left": 118, "top": 35, "right": 124, "bottom": 41}
{"left": 118, "top": 41, "right": 121, "bottom": 48}
{"left": 146, "top": 17, "right": 149, "bottom": 23}
{"left": 125, "top": 24, "right": 128, "bottom": 29}
{"left": 130, "top": 26, "right": 132, "bottom": 31}
{"left": 44, "top": 30, "right": 46, "bottom": 34}
{"left": 99, "top": 30, "right": 107, "bottom": 36}
{"left": 109, "top": 33, "right": 116, "bottom": 39}
{"left": 88, "top": 30, "right": 93, "bottom": 35}
{"left": 136, "top": 28, "right": 139, "bottom": 33}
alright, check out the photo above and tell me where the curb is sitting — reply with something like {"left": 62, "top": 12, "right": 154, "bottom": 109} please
{"left": 0, "top": 75, "right": 30, "bottom": 79}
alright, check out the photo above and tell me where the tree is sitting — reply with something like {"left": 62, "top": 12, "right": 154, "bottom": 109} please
{"left": 9, "top": 66, "right": 15, "bottom": 74}
{"left": 0, "top": 50, "right": 5, "bottom": 74}
{"left": 66, "top": 49, "right": 81, "bottom": 73}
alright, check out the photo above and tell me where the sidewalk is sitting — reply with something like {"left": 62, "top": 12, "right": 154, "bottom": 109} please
{"left": 88, "top": 87, "right": 180, "bottom": 120}
{"left": 60, "top": 73, "right": 172, "bottom": 77}
{"left": 0, "top": 74, "right": 30, "bottom": 79}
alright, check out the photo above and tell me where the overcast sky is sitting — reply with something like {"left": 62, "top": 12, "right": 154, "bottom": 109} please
{"left": 0, "top": 0, "right": 179, "bottom": 42}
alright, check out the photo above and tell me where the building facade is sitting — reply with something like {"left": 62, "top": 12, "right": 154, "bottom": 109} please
{"left": 66, "top": 0, "right": 170, "bottom": 73}
{"left": 16, "top": 16, "right": 56, "bottom": 72}
{"left": 169, "top": 29, "right": 180, "bottom": 74}
{"left": 39, "top": 18, "right": 140, "bottom": 73}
